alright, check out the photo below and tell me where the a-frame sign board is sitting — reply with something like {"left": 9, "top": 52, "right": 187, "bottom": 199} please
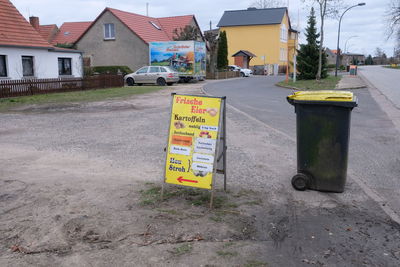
{"left": 162, "top": 93, "right": 226, "bottom": 208}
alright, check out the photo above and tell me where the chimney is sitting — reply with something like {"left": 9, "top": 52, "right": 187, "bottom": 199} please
{"left": 29, "top": 16, "right": 40, "bottom": 30}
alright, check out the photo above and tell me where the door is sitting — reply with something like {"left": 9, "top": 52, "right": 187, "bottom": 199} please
{"left": 134, "top": 67, "right": 149, "bottom": 83}
{"left": 148, "top": 66, "right": 161, "bottom": 83}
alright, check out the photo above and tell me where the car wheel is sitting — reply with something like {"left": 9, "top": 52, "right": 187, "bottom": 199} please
{"left": 240, "top": 72, "right": 245, "bottom": 77}
{"left": 157, "top": 78, "right": 166, "bottom": 86}
{"left": 126, "top": 77, "right": 134, "bottom": 86}
{"left": 167, "top": 82, "right": 174, "bottom": 86}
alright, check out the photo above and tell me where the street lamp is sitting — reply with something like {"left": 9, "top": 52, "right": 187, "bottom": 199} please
{"left": 344, "top": 35, "right": 358, "bottom": 53}
{"left": 335, "top": 3, "right": 366, "bottom": 77}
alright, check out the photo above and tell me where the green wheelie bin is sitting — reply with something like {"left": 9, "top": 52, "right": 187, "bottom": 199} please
{"left": 287, "top": 91, "right": 358, "bottom": 193}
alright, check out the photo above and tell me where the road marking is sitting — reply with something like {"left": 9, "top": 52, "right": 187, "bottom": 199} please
{"left": 202, "top": 82, "right": 400, "bottom": 225}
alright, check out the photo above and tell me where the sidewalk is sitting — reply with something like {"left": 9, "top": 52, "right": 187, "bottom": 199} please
{"left": 336, "top": 74, "right": 366, "bottom": 89}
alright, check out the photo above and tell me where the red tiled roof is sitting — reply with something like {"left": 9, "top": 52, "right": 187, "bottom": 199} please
{"left": 77, "top": 8, "right": 197, "bottom": 44}
{"left": 38, "top": 24, "right": 58, "bottom": 42}
{"left": 52, "top": 21, "right": 91, "bottom": 45}
{"left": 0, "top": 0, "right": 52, "bottom": 48}
{"left": 107, "top": 8, "right": 170, "bottom": 43}
{"left": 158, "top": 15, "right": 194, "bottom": 40}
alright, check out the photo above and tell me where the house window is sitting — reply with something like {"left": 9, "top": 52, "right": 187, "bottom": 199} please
{"left": 0, "top": 55, "right": 7, "bottom": 77}
{"left": 104, "top": 23, "right": 115, "bottom": 39}
{"left": 280, "top": 24, "right": 287, "bottom": 42}
{"left": 22, "top": 56, "right": 34, "bottom": 77}
{"left": 58, "top": 58, "right": 72, "bottom": 75}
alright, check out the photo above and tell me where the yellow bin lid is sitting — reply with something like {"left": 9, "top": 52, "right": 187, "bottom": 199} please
{"left": 287, "top": 90, "right": 354, "bottom": 102}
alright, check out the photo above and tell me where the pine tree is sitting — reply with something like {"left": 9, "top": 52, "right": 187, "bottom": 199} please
{"left": 365, "top": 54, "right": 374, "bottom": 65}
{"left": 217, "top": 31, "right": 228, "bottom": 70}
{"left": 297, "top": 8, "right": 327, "bottom": 80}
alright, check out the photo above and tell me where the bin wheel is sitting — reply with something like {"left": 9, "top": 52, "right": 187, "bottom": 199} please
{"left": 291, "top": 173, "right": 309, "bottom": 191}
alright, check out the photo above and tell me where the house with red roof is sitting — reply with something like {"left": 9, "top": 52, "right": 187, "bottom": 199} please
{"left": 51, "top": 21, "right": 92, "bottom": 47}
{"left": 0, "top": 0, "right": 83, "bottom": 80}
{"left": 75, "top": 7, "right": 203, "bottom": 71}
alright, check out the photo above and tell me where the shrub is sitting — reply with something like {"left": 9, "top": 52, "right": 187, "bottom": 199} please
{"left": 92, "top": 66, "right": 132, "bottom": 76}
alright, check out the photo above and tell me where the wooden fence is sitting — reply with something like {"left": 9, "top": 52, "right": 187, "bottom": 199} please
{"left": 0, "top": 74, "right": 124, "bottom": 98}
{"left": 206, "top": 71, "right": 240, "bottom": 80}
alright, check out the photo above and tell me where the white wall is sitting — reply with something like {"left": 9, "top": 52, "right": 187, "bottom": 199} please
{"left": 0, "top": 46, "right": 83, "bottom": 80}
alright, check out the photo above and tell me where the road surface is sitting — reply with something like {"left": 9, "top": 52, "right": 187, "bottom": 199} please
{"left": 205, "top": 75, "right": 400, "bottom": 222}
{"left": 358, "top": 65, "right": 400, "bottom": 108}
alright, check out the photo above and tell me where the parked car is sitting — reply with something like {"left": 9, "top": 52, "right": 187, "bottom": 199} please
{"left": 124, "top": 66, "right": 180, "bottom": 86}
{"left": 228, "top": 65, "right": 253, "bottom": 77}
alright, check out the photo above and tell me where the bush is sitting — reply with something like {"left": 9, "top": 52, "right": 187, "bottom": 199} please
{"left": 92, "top": 66, "right": 132, "bottom": 76}
{"left": 327, "top": 64, "right": 336, "bottom": 69}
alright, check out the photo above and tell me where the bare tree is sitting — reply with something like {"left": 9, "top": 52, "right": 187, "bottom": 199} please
{"left": 303, "top": 0, "right": 344, "bottom": 80}
{"left": 250, "top": 0, "right": 286, "bottom": 8}
{"left": 386, "top": 0, "right": 400, "bottom": 45}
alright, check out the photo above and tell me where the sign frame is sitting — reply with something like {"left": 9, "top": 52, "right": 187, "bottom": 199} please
{"left": 161, "top": 93, "right": 226, "bottom": 208}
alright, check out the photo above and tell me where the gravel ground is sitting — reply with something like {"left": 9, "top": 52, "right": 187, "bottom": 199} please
{"left": 1, "top": 82, "right": 399, "bottom": 266}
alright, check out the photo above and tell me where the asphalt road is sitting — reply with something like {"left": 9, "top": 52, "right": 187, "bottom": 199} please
{"left": 205, "top": 75, "right": 400, "bottom": 222}
{"left": 358, "top": 65, "right": 400, "bottom": 108}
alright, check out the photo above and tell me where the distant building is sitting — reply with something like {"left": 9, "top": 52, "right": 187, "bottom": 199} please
{"left": 325, "top": 48, "right": 337, "bottom": 65}
{"left": 217, "top": 7, "right": 298, "bottom": 72}
{"left": 341, "top": 53, "right": 365, "bottom": 65}
{"left": 75, "top": 8, "right": 203, "bottom": 71}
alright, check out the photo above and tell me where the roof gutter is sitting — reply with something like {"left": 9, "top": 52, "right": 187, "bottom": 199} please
{"left": 0, "top": 44, "right": 52, "bottom": 50}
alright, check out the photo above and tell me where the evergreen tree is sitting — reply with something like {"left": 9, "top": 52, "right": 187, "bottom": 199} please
{"left": 217, "top": 31, "right": 228, "bottom": 70}
{"left": 365, "top": 54, "right": 374, "bottom": 65}
{"left": 297, "top": 8, "right": 327, "bottom": 80}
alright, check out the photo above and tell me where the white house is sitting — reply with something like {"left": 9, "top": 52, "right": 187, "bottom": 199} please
{"left": 0, "top": 0, "right": 83, "bottom": 80}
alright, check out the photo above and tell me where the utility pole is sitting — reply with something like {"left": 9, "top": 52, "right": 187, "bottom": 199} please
{"left": 209, "top": 21, "right": 212, "bottom": 31}
{"left": 146, "top": 3, "right": 149, "bottom": 16}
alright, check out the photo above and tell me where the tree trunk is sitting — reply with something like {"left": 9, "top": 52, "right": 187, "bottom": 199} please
{"left": 317, "top": 1, "right": 327, "bottom": 81}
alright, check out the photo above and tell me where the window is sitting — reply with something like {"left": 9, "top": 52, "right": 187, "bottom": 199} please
{"left": 280, "top": 24, "right": 287, "bottom": 42}
{"left": 58, "top": 58, "right": 72, "bottom": 75}
{"left": 149, "top": 21, "right": 161, "bottom": 30}
{"left": 0, "top": 55, "right": 7, "bottom": 77}
{"left": 149, "top": 66, "right": 160, "bottom": 73}
{"left": 104, "top": 23, "right": 115, "bottom": 39}
{"left": 160, "top": 67, "right": 167, "bottom": 73}
{"left": 136, "top": 67, "right": 148, "bottom": 74}
{"left": 22, "top": 56, "right": 34, "bottom": 77}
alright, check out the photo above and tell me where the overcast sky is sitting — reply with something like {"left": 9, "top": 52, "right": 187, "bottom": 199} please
{"left": 10, "top": 0, "right": 397, "bottom": 56}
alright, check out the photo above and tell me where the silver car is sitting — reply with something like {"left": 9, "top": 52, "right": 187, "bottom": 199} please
{"left": 124, "top": 66, "right": 180, "bottom": 86}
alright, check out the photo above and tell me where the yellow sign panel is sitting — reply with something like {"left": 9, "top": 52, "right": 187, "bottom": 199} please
{"left": 165, "top": 94, "right": 222, "bottom": 189}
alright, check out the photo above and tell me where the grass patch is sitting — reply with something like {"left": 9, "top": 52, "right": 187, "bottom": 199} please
{"left": 223, "top": 242, "right": 235, "bottom": 248}
{"left": 216, "top": 250, "right": 238, "bottom": 257}
{"left": 243, "top": 199, "right": 263, "bottom": 206}
{"left": 383, "top": 65, "right": 400, "bottom": 69}
{"left": 156, "top": 208, "right": 181, "bottom": 215}
{"left": 244, "top": 260, "right": 268, "bottom": 267}
{"left": 277, "top": 75, "right": 341, "bottom": 90}
{"left": 0, "top": 86, "right": 163, "bottom": 112}
{"left": 139, "top": 186, "right": 161, "bottom": 206}
{"left": 171, "top": 244, "right": 193, "bottom": 256}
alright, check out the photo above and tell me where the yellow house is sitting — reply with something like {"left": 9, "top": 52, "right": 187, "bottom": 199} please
{"left": 217, "top": 7, "right": 298, "bottom": 73}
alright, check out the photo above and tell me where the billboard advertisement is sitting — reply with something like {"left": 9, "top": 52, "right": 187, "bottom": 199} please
{"left": 150, "top": 41, "right": 206, "bottom": 77}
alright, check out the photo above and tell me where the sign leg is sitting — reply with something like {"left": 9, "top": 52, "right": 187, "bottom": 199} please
{"left": 210, "top": 189, "right": 214, "bottom": 209}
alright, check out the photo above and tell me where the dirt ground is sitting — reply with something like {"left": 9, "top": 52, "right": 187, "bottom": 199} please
{"left": 1, "top": 82, "right": 399, "bottom": 266}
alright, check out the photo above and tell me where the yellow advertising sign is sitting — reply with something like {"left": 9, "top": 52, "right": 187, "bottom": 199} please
{"left": 165, "top": 94, "right": 223, "bottom": 190}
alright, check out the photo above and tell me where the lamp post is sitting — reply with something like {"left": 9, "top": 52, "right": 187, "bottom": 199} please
{"left": 344, "top": 35, "right": 358, "bottom": 53}
{"left": 335, "top": 3, "right": 366, "bottom": 77}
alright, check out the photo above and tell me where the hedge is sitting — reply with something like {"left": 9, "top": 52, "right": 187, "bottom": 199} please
{"left": 92, "top": 66, "right": 133, "bottom": 76}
